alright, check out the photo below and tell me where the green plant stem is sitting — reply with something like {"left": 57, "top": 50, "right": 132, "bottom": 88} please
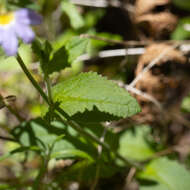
{"left": 44, "top": 75, "right": 53, "bottom": 104}
{"left": 6, "top": 105, "right": 24, "bottom": 122}
{"left": 33, "top": 152, "right": 51, "bottom": 190}
{"left": 56, "top": 108, "right": 141, "bottom": 169}
{"left": 16, "top": 53, "right": 141, "bottom": 169}
{"left": 0, "top": 135, "right": 16, "bottom": 142}
{"left": 16, "top": 54, "right": 50, "bottom": 105}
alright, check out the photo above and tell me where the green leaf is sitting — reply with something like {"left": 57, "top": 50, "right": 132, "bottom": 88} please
{"left": 48, "top": 46, "right": 69, "bottom": 74}
{"left": 66, "top": 36, "right": 89, "bottom": 63}
{"left": 52, "top": 72, "right": 140, "bottom": 119}
{"left": 138, "top": 157, "right": 190, "bottom": 190}
{"left": 172, "top": 0, "right": 190, "bottom": 11}
{"left": 51, "top": 149, "right": 93, "bottom": 161}
{"left": 171, "top": 17, "right": 190, "bottom": 40}
{"left": 11, "top": 118, "right": 96, "bottom": 160}
{"left": 32, "top": 39, "right": 70, "bottom": 75}
{"left": 56, "top": 160, "right": 119, "bottom": 182}
{"left": 118, "top": 126, "right": 154, "bottom": 163}
{"left": 61, "top": 0, "right": 84, "bottom": 29}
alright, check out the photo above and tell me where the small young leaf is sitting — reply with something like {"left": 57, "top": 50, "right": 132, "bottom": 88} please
{"left": 52, "top": 72, "right": 140, "bottom": 119}
{"left": 66, "top": 36, "right": 89, "bottom": 63}
{"left": 61, "top": 0, "right": 85, "bottom": 29}
{"left": 139, "top": 157, "right": 190, "bottom": 190}
{"left": 47, "top": 46, "right": 69, "bottom": 74}
{"left": 32, "top": 40, "right": 70, "bottom": 75}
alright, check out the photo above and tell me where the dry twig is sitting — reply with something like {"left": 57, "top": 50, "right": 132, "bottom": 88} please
{"left": 129, "top": 44, "right": 179, "bottom": 88}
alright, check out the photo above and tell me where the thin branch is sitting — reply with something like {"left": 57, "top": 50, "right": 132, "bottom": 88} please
{"left": 71, "top": 0, "right": 136, "bottom": 13}
{"left": 16, "top": 54, "right": 50, "bottom": 105}
{"left": 77, "top": 48, "right": 145, "bottom": 61}
{"left": 6, "top": 105, "right": 24, "bottom": 122}
{"left": 117, "top": 81, "right": 162, "bottom": 109}
{"left": 77, "top": 36, "right": 190, "bottom": 62}
{"left": 70, "top": 0, "right": 121, "bottom": 8}
{"left": 0, "top": 135, "right": 16, "bottom": 142}
{"left": 81, "top": 34, "right": 190, "bottom": 46}
{"left": 125, "top": 85, "right": 162, "bottom": 109}
{"left": 129, "top": 44, "right": 179, "bottom": 88}
{"left": 126, "top": 167, "right": 136, "bottom": 187}
{"left": 56, "top": 107, "right": 141, "bottom": 169}
{"left": 90, "top": 126, "right": 108, "bottom": 190}
{"left": 145, "top": 147, "right": 175, "bottom": 162}
{"left": 80, "top": 34, "right": 149, "bottom": 46}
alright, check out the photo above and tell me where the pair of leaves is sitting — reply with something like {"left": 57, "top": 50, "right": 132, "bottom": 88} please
{"left": 11, "top": 117, "right": 119, "bottom": 161}
{"left": 11, "top": 118, "right": 95, "bottom": 161}
{"left": 139, "top": 157, "right": 190, "bottom": 190}
{"left": 32, "top": 37, "right": 89, "bottom": 75}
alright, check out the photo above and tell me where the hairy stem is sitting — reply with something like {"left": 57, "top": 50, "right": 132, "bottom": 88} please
{"left": 16, "top": 54, "right": 49, "bottom": 105}
{"left": 44, "top": 75, "right": 53, "bottom": 104}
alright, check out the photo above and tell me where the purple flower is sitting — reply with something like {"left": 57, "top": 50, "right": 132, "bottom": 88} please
{"left": 0, "top": 9, "right": 42, "bottom": 56}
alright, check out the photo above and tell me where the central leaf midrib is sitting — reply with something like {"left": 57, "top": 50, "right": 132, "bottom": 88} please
{"left": 55, "top": 95, "right": 132, "bottom": 107}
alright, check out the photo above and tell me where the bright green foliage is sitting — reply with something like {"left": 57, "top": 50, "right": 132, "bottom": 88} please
{"left": 11, "top": 118, "right": 95, "bottom": 160}
{"left": 118, "top": 126, "right": 154, "bottom": 162}
{"left": 172, "top": 0, "right": 190, "bottom": 11}
{"left": 66, "top": 37, "right": 90, "bottom": 63}
{"left": 139, "top": 157, "right": 190, "bottom": 190}
{"left": 171, "top": 17, "right": 190, "bottom": 40}
{"left": 11, "top": 118, "right": 119, "bottom": 161}
{"left": 61, "top": 0, "right": 85, "bottom": 29}
{"left": 32, "top": 39, "right": 70, "bottom": 75}
{"left": 52, "top": 72, "right": 140, "bottom": 118}
{"left": 48, "top": 46, "right": 69, "bottom": 74}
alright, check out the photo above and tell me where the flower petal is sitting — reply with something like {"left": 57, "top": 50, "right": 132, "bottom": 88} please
{"left": 15, "top": 8, "right": 42, "bottom": 25}
{"left": 1, "top": 28, "right": 18, "bottom": 56}
{"left": 0, "top": 27, "right": 3, "bottom": 44}
{"left": 15, "top": 23, "right": 35, "bottom": 43}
